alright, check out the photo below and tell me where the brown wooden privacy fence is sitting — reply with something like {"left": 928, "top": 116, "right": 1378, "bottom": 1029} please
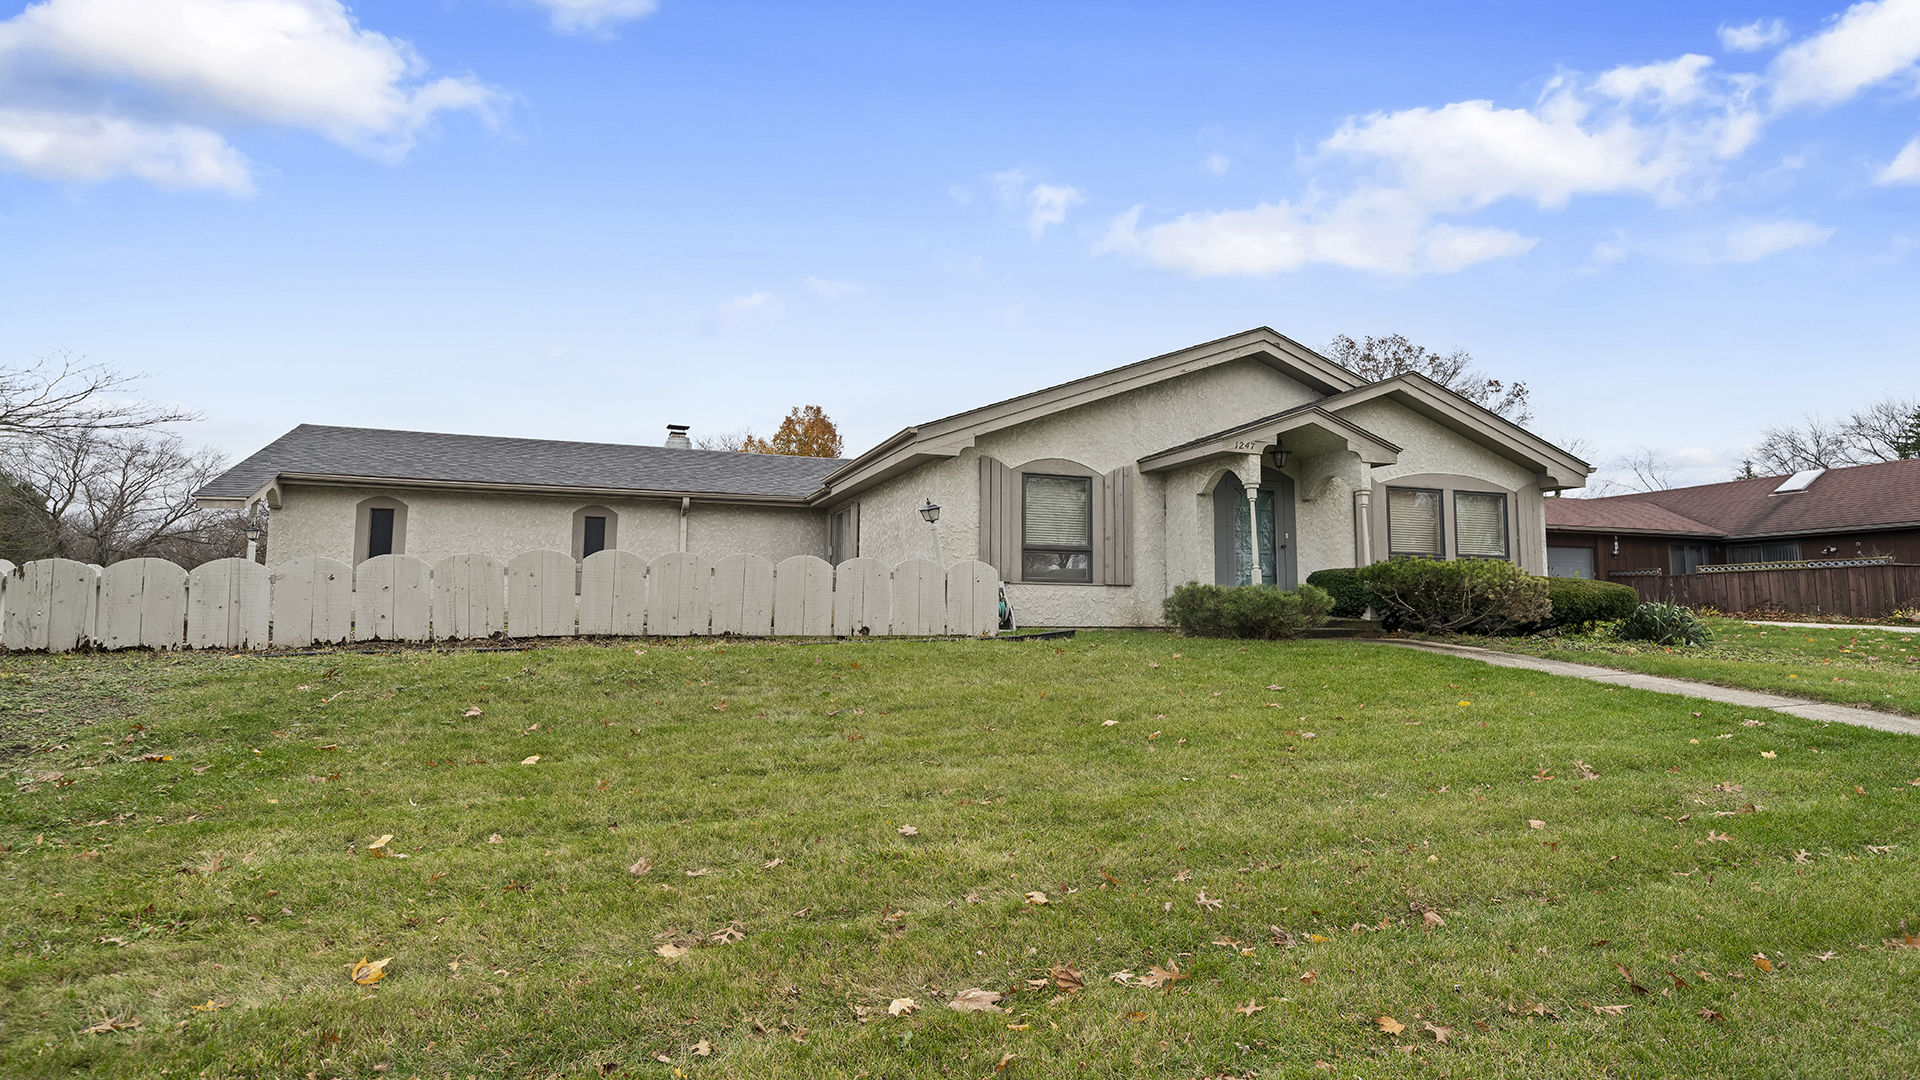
{"left": 0, "top": 552, "right": 1003, "bottom": 654}
{"left": 1608, "top": 563, "right": 1920, "bottom": 619}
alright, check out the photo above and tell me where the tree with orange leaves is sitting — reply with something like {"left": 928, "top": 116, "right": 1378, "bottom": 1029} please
{"left": 743, "top": 405, "right": 842, "bottom": 458}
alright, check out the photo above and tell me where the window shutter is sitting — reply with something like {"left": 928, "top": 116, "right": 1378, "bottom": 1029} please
{"left": 977, "top": 456, "right": 1018, "bottom": 580}
{"left": 1387, "top": 489, "right": 1443, "bottom": 556}
{"left": 1453, "top": 492, "right": 1507, "bottom": 558}
{"left": 1101, "top": 465, "right": 1133, "bottom": 585}
{"left": 1023, "top": 476, "right": 1091, "bottom": 545}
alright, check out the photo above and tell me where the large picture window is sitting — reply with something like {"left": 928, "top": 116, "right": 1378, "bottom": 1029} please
{"left": 1386, "top": 487, "right": 1444, "bottom": 557}
{"left": 1022, "top": 474, "right": 1092, "bottom": 582}
{"left": 1453, "top": 491, "right": 1508, "bottom": 558}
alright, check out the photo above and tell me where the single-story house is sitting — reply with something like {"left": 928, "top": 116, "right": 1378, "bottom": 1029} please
{"left": 1543, "top": 457, "right": 1920, "bottom": 581}
{"left": 196, "top": 328, "right": 1591, "bottom": 627}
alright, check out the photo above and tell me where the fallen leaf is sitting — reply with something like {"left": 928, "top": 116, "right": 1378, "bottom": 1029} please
{"left": 1139, "top": 961, "right": 1187, "bottom": 988}
{"left": 487, "top": 834, "right": 504, "bottom": 844}
{"left": 1006, "top": 1021, "right": 1031, "bottom": 1031}
{"left": 655, "top": 943, "right": 690, "bottom": 960}
{"left": 1195, "top": 890, "right": 1223, "bottom": 910}
{"left": 1422, "top": 910, "right": 1446, "bottom": 931}
{"left": 685, "top": 867, "right": 712, "bottom": 878}
{"left": 1707, "top": 831, "right": 1732, "bottom": 843}
{"left": 1235, "top": 999, "right": 1266, "bottom": 1017}
{"left": 189, "top": 999, "right": 228, "bottom": 1012}
{"left": 1172, "top": 869, "right": 1192, "bottom": 882}
{"left": 1752, "top": 954, "right": 1774, "bottom": 972}
{"left": 1761, "top": 751, "right": 1777, "bottom": 759}
{"left": 1699, "top": 1007, "right": 1727, "bottom": 1021}
{"left": 629, "top": 858, "right": 652, "bottom": 876}
{"left": 762, "top": 857, "right": 782, "bottom": 870}
{"left": 520, "top": 755, "right": 540, "bottom": 766}
{"left": 888, "top": 997, "right": 917, "bottom": 1017}
{"left": 1024, "top": 891, "right": 1048, "bottom": 905}
{"left": 948, "top": 988, "right": 1005, "bottom": 1013}
{"left": 897, "top": 824, "right": 919, "bottom": 837}
{"left": 80, "top": 1015, "right": 141, "bottom": 1034}
{"left": 691, "top": 1039, "right": 712, "bottom": 1057}
{"left": 1528, "top": 820, "right": 1546, "bottom": 830}
{"left": 463, "top": 707, "right": 482, "bottom": 717}
{"left": 1101, "top": 719, "right": 1119, "bottom": 726}
{"left": 1376, "top": 1015, "right": 1405, "bottom": 1035}
{"left": 1592, "top": 1004, "right": 1630, "bottom": 1017}
{"left": 1423, "top": 1021, "right": 1453, "bottom": 1043}
{"left": 1298, "top": 970, "right": 1318, "bottom": 985}
{"left": 709, "top": 921, "right": 746, "bottom": 944}
{"left": 1050, "top": 962, "right": 1084, "bottom": 993}
{"left": 350, "top": 957, "right": 392, "bottom": 986}
{"left": 996, "top": 1051, "right": 1016, "bottom": 1071}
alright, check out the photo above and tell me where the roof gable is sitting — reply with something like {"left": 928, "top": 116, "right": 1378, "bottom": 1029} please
{"left": 1317, "top": 373, "right": 1591, "bottom": 486}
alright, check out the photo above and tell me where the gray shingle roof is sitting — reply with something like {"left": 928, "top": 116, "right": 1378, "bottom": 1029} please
{"left": 195, "top": 425, "right": 842, "bottom": 503}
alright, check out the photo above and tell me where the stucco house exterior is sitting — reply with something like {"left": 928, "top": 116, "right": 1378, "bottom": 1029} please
{"left": 196, "top": 328, "right": 1591, "bottom": 627}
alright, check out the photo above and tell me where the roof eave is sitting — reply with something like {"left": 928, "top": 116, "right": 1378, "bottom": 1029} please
{"left": 260, "top": 472, "right": 823, "bottom": 507}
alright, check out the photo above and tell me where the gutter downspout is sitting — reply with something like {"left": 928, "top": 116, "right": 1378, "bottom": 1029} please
{"left": 679, "top": 497, "right": 690, "bottom": 553}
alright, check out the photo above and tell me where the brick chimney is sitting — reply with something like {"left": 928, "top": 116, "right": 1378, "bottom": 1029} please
{"left": 665, "top": 424, "right": 691, "bottom": 450}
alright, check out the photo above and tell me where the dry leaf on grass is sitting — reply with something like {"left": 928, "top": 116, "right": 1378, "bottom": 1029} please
{"left": 350, "top": 957, "right": 392, "bottom": 985}
{"left": 655, "top": 943, "right": 690, "bottom": 961}
{"left": 1195, "top": 890, "right": 1223, "bottom": 910}
{"left": 1024, "top": 891, "right": 1049, "bottom": 905}
{"left": 1172, "top": 869, "right": 1192, "bottom": 883}
{"left": 1422, "top": 910, "right": 1446, "bottom": 931}
{"left": 762, "top": 857, "right": 782, "bottom": 870}
{"left": 1528, "top": 819, "right": 1546, "bottom": 830}
{"left": 463, "top": 707, "right": 483, "bottom": 717}
{"left": 1138, "top": 961, "right": 1187, "bottom": 988}
{"left": 995, "top": 1051, "right": 1017, "bottom": 1071}
{"left": 1699, "top": 1007, "right": 1727, "bottom": 1021}
{"left": 685, "top": 867, "right": 712, "bottom": 878}
{"left": 888, "top": 998, "right": 918, "bottom": 1017}
{"left": 1753, "top": 953, "right": 1775, "bottom": 972}
{"left": 487, "top": 834, "right": 504, "bottom": 844}
{"left": 1761, "top": 751, "right": 1778, "bottom": 759}
{"left": 1298, "top": 970, "right": 1318, "bottom": 985}
{"left": 1423, "top": 1022, "right": 1453, "bottom": 1043}
{"left": 628, "top": 858, "right": 652, "bottom": 876}
{"left": 1592, "top": 1004, "right": 1630, "bottom": 1016}
{"left": 709, "top": 921, "right": 746, "bottom": 945}
{"left": 79, "top": 1015, "right": 140, "bottom": 1034}
{"left": 520, "top": 755, "right": 540, "bottom": 766}
{"left": 1234, "top": 999, "right": 1266, "bottom": 1017}
{"left": 949, "top": 988, "right": 1005, "bottom": 1013}
{"left": 1050, "top": 963, "right": 1084, "bottom": 993}
{"left": 897, "top": 824, "right": 919, "bottom": 836}
{"left": 1101, "top": 719, "right": 1119, "bottom": 726}
{"left": 1376, "top": 1015, "right": 1405, "bottom": 1035}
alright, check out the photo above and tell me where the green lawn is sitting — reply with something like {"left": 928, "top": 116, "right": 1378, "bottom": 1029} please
{"left": 3, "top": 633, "right": 1919, "bottom": 1079}
{"left": 1469, "top": 618, "right": 1920, "bottom": 717}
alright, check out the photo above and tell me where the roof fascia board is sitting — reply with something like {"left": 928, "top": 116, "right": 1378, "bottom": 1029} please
{"left": 258, "top": 472, "right": 822, "bottom": 507}
{"left": 1545, "top": 524, "right": 1727, "bottom": 538}
{"left": 1138, "top": 407, "right": 1401, "bottom": 473}
{"left": 1323, "top": 375, "right": 1591, "bottom": 484}
{"left": 822, "top": 328, "right": 1363, "bottom": 496}
{"left": 1723, "top": 521, "right": 1920, "bottom": 541}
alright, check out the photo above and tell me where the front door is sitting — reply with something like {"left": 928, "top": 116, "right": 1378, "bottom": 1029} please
{"left": 1212, "top": 472, "right": 1298, "bottom": 588}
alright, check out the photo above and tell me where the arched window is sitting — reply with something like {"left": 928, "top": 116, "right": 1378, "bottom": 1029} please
{"left": 353, "top": 496, "right": 408, "bottom": 565}
{"left": 572, "top": 506, "right": 619, "bottom": 559}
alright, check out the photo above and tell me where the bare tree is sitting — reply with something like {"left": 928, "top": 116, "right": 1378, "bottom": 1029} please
{"left": 693, "top": 428, "right": 758, "bottom": 452}
{"left": 1755, "top": 393, "right": 1919, "bottom": 472}
{"left": 1324, "top": 333, "right": 1532, "bottom": 424}
{"left": 0, "top": 350, "right": 196, "bottom": 444}
{"left": 0, "top": 429, "right": 243, "bottom": 567}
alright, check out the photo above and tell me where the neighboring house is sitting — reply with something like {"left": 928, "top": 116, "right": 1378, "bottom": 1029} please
{"left": 196, "top": 328, "right": 1590, "bottom": 627}
{"left": 1543, "top": 457, "right": 1920, "bottom": 581}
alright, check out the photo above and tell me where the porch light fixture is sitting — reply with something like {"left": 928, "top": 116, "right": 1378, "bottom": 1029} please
{"left": 1268, "top": 443, "right": 1291, "bottom": 469}
{"left": 919, "top": 500, "right": 941, "bottom": 524}
{"left": 245, "top": 524, "right": 263, "bottom": 543}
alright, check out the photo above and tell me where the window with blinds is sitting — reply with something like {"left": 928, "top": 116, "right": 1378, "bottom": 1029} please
{"left": 1386, "top": 487, "right": 1443, "bottom": 556}
{"left": 1022, "top": 474, "right": 1092, "bottom": 582}
{"left": 1453, "top": 492, "right": 1508, "bottom": 559}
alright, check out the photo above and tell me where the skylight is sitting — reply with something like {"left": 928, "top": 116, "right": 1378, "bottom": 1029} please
{"left": 1771, "top": 468, "right": 1824, "bottom": 495}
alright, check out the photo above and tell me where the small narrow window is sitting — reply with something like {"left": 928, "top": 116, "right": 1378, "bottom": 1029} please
{"left": 1022, "top": 474, "right": 1092, "bottom": 582}
{"left": 1386, "top": 487, "right": 1444, "bottom": 557}
{"left": 1453, "top": 492, "right": 1508, "bottom": 559}
{"left": 829, "top": 505, "right": 859, "bottom": 565}
{"left": 583, "top": 516, "right": 607, "bottom": 557}
{"left": 368, "top": 507, "right": 395, "bottom": 559}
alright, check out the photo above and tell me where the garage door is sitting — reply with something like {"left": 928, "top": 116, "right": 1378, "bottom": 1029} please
{"left": 1547, "top": 546, "right": 1595, "bottom": 579}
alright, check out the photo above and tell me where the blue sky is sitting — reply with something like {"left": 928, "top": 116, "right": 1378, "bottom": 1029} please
{"left": 2, "top": 0, "right": 1917, "bottom": 493}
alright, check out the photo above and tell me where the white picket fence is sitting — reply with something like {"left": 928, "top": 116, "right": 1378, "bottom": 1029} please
{"left": 0, "top": 552, "right": 1001, "bottom": 653}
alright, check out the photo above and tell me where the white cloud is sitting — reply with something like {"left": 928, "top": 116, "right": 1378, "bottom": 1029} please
{"left": 1770, "top": 0, "right": 1920, "bottom": 108}
{"left": 525, "top": 0, "right": 658, "bottom": 33}
{"left": 803, "top": 277, "right": 861, "bottom": 299}
{"left": 1205, "top": 153, "right": 1230, "bottom": 175}
{"left": 0, "top": 108, "right": 252, "bottom": 192}
{"left": 1593, "top": 54, "right": 1720, "bottom": 105}
{"left": 705, "top": 291, "right": 776, "bottom": 333}
{"left": 1719, "top": 18, "right": 1790, "bottom": 52}
{"left": 0, "top": 0, "right": 497, "bottom": 190}
{"left": 1875, "top": 134, "right": 1920, "bottom": 182}
{"left": 1025, "top": 182, "right": 1083, "bottom": 237}
{"left": 1718, "top": 219, "right": 1834, "bottom": 260}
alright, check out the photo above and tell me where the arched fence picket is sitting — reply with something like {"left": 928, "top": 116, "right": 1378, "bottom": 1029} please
{"left": 0, "top": 549, "right": 1005, "bottom": 652}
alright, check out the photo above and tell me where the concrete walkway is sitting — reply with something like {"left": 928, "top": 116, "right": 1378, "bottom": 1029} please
{"left": 1379, "top": 639, "right": 1920, "bottom": 738}
{"left": 1742, "top": 620, "right": 1920, "bottom": 634}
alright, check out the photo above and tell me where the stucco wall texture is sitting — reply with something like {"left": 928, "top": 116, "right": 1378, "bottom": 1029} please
{"left": 267, "top": 485, "right": 827, "bottom": 568}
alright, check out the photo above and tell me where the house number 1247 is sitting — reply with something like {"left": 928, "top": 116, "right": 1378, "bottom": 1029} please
{"left": 1229, "top": 440, "right": 1263, "bottom": 451}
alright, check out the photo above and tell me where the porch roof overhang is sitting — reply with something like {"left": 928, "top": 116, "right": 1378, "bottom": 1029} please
{"left": 1136, "top": 404, "right": 1401, "bottom": 474}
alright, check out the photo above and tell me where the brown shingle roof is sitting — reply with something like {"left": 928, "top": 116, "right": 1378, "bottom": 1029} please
{"left": 1545, "top": 458, "right": 1920, "bottom": 539}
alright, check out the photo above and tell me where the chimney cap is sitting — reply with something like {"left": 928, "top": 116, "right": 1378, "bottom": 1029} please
{"left": 666, "top": 424, "right": 690, "bottom": 432}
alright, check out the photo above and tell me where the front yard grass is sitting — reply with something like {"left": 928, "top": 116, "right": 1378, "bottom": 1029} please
{"left": 3, "top": 633, "right": 1919, "bottom": 1079}
{"left": 1470, "top": 618, "right": 1920, "bottom": 717}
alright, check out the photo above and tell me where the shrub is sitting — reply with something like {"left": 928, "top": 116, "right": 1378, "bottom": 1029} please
{"left": 1615, "top": 602, "right": 1713, "bottom": 646}
{"left": 1305, "top": 567, "right": 1371, "bottom": 618}
{"left": 1544, "top": 577, "right": 1639, "bottom": 628}
{"left": 1357, "top": 558, "right": 1550, "bottom": 634}
{"left": 1162, "top": 583, "right": 1334, "bottom": 640}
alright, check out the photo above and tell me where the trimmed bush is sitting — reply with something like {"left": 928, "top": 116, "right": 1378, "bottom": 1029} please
{"left": 1357, "top": 557, "right": 1550, "bottom": 634}
{"left": 1305, "top": 567, "right": 1371, "bottom": 618}
{"left": 1615, "top": 601, "right": 1712, "bottom": 646}
{"left": 1544, "top": 577, "right": 1639, "bottom": 628}
{"left": 1162, "top": 582, "right": 1334, "bottom": 640}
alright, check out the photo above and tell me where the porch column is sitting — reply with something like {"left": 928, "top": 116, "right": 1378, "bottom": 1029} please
{"left": 1353, "top": 487, "right": 1372, "bottom": 566}
{"left": 1246, "top": 486, "right": 1264, "bottom": 586}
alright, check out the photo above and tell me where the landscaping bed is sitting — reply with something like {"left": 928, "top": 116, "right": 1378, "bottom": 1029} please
{"left": 3, "top": 634, "right": 1918, "bottom": 1078}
